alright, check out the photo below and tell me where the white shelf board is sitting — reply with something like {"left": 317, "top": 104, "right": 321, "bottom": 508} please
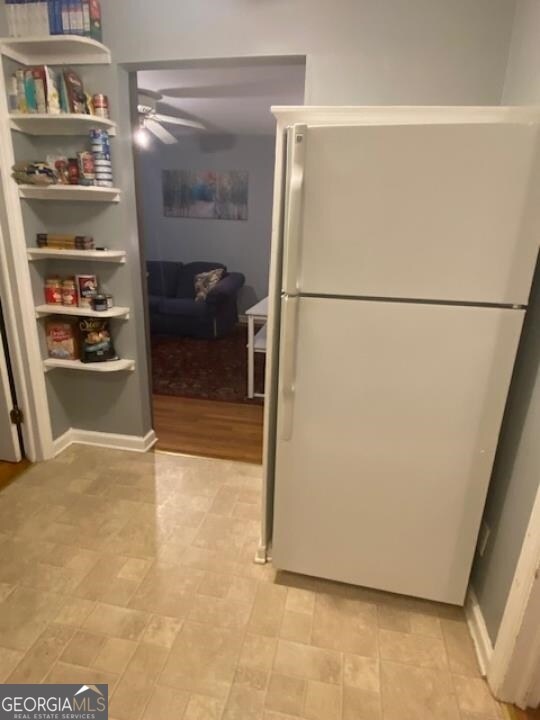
{"left": 18, "top": 184, "right": 121, "bottom": 203}
{"left": 27, "top": 248, "right": 126, "bottom": 263}
{"left": 0, "top": 35, "right": 111, "bottom": 65}
{"left": 10, "top": 113, "right": 116, "bottom": 136}
{"left": 43, "top": 358, "right": 135, "bottom": 373}
{"left": 35, "top": 304, "right": 130, "bottom": 319}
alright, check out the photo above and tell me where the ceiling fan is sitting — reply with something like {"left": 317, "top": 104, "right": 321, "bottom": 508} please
{"left": 136, "top": 89, "right": 206, "bottom": 146}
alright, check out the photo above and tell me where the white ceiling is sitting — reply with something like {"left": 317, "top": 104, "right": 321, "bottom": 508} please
{"left": 137, "top": 60, "right": 306, "bottom": 136}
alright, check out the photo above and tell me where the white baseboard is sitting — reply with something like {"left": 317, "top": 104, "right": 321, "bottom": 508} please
{"left": 53, "top": 428, "right": 157, "bottom": 456}
{"left": 466, "top": 588, "right": 494, "bottom": 676}
{"left": 52, "top": 429, "right": 74, "bottom": 456}
{"left": 254, "top": 542, "right": 269, "bottom": 565}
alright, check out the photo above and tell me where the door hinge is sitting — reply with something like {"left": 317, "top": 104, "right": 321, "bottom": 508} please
{"left": 10, "top": 406, "right": 23, "bottom": 425}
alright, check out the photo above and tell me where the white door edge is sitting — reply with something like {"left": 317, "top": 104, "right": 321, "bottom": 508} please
{"left": 0, "top": 55, "right": 54, "bottom": 462}
{"left": 487, "top": 479, "right": 540, "bottom": 706}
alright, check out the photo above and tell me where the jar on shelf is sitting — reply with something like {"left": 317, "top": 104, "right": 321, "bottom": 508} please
{"left": 67, "top": 158, "right": 80, "bottom": 185}
{"left": 92, "top": 94, "right": 110, "bottom": 119}
{"left": 61, "top": 278, "right": 78, "bottom": 307}
{"left": 44, "top": 277, "right": 62, "bottom": 305}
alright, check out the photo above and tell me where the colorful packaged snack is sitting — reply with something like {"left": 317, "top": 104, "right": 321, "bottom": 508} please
{"left": 45, "top": 317, "right": 80, "bottom": 360}
{"left": 79, "top": 318, "right": 117, "bottom": 363}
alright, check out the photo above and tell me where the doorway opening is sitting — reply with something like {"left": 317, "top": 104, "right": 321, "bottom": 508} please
{"left": 132, "top": 57, "right": 305, "bottom": 463}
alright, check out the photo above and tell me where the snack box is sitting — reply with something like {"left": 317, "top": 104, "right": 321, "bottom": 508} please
{"left": 45, "top": 316, "right": 79, "bottom": 360}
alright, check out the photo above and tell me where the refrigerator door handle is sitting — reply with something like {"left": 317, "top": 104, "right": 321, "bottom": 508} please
{"left": 280, "top": 295, "right": 299, "bottom": 441}
{"left": 282, "top": 124, "right": 307, "bottom": 296}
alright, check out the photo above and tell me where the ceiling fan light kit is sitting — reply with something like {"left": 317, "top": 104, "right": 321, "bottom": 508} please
{"left": 134, "top": 124, "right": 151, "bottom": 149}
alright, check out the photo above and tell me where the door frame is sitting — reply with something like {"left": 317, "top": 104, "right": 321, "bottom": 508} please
{"left": 487, "top": 478, "right": 540, "bottom": 708}
{"left": 0, "top": 59, "right": 54, "bottom": 462}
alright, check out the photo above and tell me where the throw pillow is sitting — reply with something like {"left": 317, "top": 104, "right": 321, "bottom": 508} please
{"left": 194, "top": 268, "right": 225, "bottom": 301}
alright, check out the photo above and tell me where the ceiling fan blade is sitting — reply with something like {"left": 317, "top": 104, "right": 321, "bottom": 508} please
{"left": 145, "top": 119, "right": 177, "bottom": 145}
{"left": 138, "top": 88, "right": 163, "bottom": 101}
{"left": 159, "top": 81, "right": 263, "bottom": 99}
{"left": 153, "top": 113, "right": 206, "bottom": 131}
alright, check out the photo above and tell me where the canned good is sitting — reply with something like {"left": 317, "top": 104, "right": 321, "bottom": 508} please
{"left": 92, "top": 94, "right": 110, "bottom": 119}
{"left": 91, "top": 294, "right": 108, "bottom": 312}
{"left": 62, "top": 278, "right": 78, "bottom": 306}
{"left": 105, "top": 294, "right": 114, "bottom": 309}
{"left": 44, "top": 277, "right": 62, "bottom": 305}
{"left": 89, "top": 129, "right": 110, "bottom": 142}
{"left": 78, "top": 151, "right": 95, "bottom": 182}
{"left": 95, "top": 180, "right": 114, "bottom": 187}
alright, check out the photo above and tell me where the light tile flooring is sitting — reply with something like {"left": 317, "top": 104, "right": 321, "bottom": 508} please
{"left": 0, "top": 446, "right": 505, "bottom": 720}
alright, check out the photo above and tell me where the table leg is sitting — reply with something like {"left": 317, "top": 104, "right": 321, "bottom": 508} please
{"left": 248, "top": 317, "right": 255, "bottom": 399}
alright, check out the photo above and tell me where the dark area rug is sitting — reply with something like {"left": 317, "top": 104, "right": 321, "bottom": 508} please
{"left": 151, "top": 324, "right": 265, "bottom": 403}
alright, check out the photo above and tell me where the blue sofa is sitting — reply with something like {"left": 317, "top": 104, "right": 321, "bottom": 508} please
{"left": 147, "top": 261, "right": 245, "bottom": 339}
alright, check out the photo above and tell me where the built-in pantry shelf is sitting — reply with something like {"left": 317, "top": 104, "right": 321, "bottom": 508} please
{"left": 19, "top": 184, "right": 121, "bottom": 202}
{"left": 0, "top": 35, "right": 111, "bottom": 65}
{"left": 27, "top": 248, "right": 126, "bottom": 263}
{"left": 35, "top": 304, "right": 130, "bottom": 319}
{"left": 43, "top": 358, "right": 135, "bottom": 373}
{"left": 10, "top": 113, "right": 117, "bottom": 136}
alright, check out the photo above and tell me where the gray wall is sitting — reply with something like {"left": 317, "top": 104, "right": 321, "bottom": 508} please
{"left": 136, "top": 133, "right": 276, "bottom": 312}
{"left": 94, "top": 0, "right": 519, "bottom": 441}
{"left": 0, "top": 0, "right": 519, "bottom": 444}
{"left": 471, "top": 0, "right": 540, "bottom": 643}
{"left": 107, "top": 0, "right": 516, "bottom": 106}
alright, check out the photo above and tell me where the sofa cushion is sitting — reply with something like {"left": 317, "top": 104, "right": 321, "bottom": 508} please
{"left": 176, "top": 261, "right": 227, "bottom": 299}
{"left": 147, "top": 261, "right": 182, "bottom": 298}
{"left": 159, "top": 297, "right": 208, "bottom": 317}
{"left": 148, "top": 295, "right": 161, "bottom": 312}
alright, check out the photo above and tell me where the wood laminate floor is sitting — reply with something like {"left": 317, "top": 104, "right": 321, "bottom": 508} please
{"left": 513, "top": 707, "right": 540, "bottom": 719}
{"left": 0, "top": 458, "right": 29, "bottom": 491}
{"left": 152, "top": 394, "right": 264, "bottom": 464}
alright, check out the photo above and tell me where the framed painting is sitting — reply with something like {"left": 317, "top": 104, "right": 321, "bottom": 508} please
{"left": 162, "top": 169, "right": 248, "bottom": 220}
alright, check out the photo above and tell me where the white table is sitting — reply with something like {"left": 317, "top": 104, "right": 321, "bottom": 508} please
{"left": 246, "top": 297, "right": 268, "bottom": 399}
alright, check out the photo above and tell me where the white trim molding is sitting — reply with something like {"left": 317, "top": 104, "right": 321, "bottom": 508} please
{"left": 487, "top": 479, "right": 540, "bottom": 707}
{"left": 465, "top": 588, "right": 494, "bottom": 676}
{"left": 254, "top": 542, "right": 270, "bottom": 565}
{"left": 53, "top": 428, "right": 157, "bottom": 456}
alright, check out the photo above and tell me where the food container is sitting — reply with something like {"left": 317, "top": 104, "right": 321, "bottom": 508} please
{"left": 44, "top": 277, "right": 62, "bottom": 305}
{"left": 54, "top": 159, "right": 70, "bottom": 185}
{"left": 45, "top": 317, "right": 79, "bottom": 360}
{"left": 91, "top": 294, "right": 108, "bottom": 312}
{"left": 105, "top": 294, "right": 114, "bottom": 309}
{"left": 78, "top": 151, "right": 95, "bottom": 185}
{"left": 61, "top": 278, "right": 78, "bottom": 306}
{"left": 76, "top": 274, "right": 98, "bottom": 308}
{"left": 67, "top": 158, "right": 80, "bottom": 185}
{"left": 79, "top": 317, "right": 117, "bottom": 363}
{"left": 92, "top": 94, "right": 109, "bottom": 118}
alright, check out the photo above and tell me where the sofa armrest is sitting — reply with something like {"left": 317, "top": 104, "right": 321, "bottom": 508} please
{"left": 206, "top": 272, "right": 245, "bottom": 306}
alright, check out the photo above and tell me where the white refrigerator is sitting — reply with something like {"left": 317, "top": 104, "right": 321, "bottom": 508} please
{"left": 264, "top": 107, "right": 540, "bottom": 605}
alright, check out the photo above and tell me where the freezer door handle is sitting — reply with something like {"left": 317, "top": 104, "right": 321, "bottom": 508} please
{"left": 282, "top": 124, "right": 307, "bottom": 296}
{"left": 280, "top": 295, "right": 299, "bottom": 441}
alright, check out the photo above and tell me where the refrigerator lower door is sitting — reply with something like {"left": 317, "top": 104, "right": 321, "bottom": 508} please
{"left": 273, "top": 297, "right": 524, "bottom": 604}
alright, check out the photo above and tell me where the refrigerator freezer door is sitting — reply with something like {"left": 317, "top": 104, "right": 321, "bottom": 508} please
{"left": 286, "top": 122, "right": 540, "bottom": 305}
{"left": 272, "top": 297, "right": 524, "bottom": 604}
